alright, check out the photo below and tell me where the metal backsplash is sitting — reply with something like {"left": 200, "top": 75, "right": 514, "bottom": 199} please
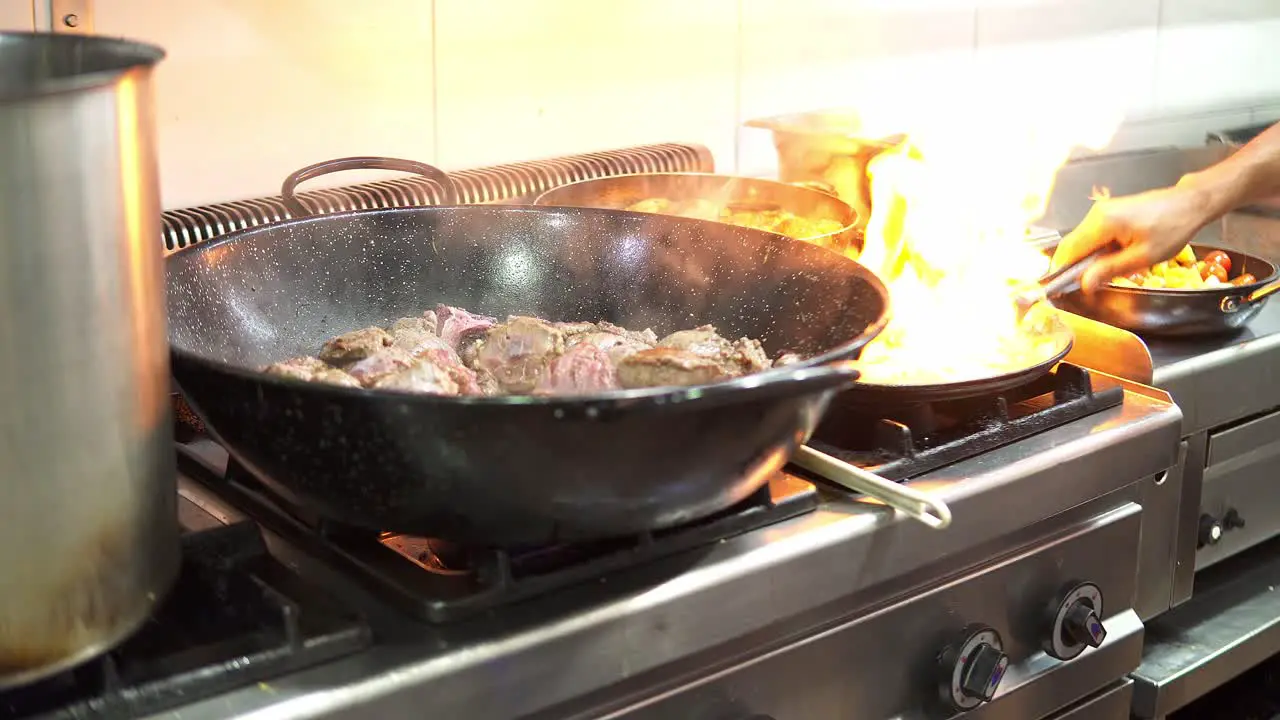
{"left": 160, "top": 143, "right": 714, "bottom": 252}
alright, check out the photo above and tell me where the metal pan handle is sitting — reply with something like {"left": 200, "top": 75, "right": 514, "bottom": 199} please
{"left": 280, "top": 156, "right": 460, "bottom": 218}
{"left": 791, "top": 445, "right": 953, "bottom": 529}
{"left": 1222, "top": 276, "right": 1280, "bottom": 313}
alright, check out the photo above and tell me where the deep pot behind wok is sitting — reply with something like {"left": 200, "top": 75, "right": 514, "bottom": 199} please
{"left": 166, "top": 204, "right": 889, "bottom": 546}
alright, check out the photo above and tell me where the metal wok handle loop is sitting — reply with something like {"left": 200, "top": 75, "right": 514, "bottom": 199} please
{"left": 791, "top": 445, "right": 953, "bottom": 529}
{"left": 280, "top": 156, "right": 461, "bottom": 218}
{"left": 1223, "top": 276, "right": 1280, "bottom": 313}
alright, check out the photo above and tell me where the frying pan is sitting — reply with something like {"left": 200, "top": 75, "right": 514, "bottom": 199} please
{"left": 165, "top": 157, "right": 893, "bottom": 546}
{"left": 1056, "top": 245, "right": 1280, "bottom": 337}
{"left": 838, "top": 335, "right": 1074, "bottom": 405}
{"left": 534, "top": 172, "right": 860, "bottom": 255}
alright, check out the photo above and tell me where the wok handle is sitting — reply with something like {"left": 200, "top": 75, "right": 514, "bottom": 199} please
{"left": 280, "top": 156, "right": 461, "bottom": 218}
{"left": 1223, "top": 276, "right": 1280, "bottom": 313}
{"left": 791, "top": 445, "right": 953, "bottom": 530}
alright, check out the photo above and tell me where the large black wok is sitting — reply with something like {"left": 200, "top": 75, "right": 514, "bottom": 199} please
{"left": 166, "top": 157, "right": 890, "bottom": 546}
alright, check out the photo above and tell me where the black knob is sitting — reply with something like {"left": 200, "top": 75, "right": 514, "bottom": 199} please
{"left": 1223, "top": 508, "right": 1246, "bottom": 531}
{"left": 938, "top": 625, "right": 1009, "bottom": 711}
{"left": 1198, "top": 513, "right": 1223, "bottom": 548}
{"left": 1062, "top": 601, "right": 1106, "bottom": 648}
{"left": 960, "top": 643, "right": 1007, "bottom": 702}
{"left": 1044, "top": 581, "right": 1106, "bottom": 660}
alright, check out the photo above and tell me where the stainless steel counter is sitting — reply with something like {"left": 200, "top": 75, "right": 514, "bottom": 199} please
{"left": 147, "top": 383, "right": 1180, "bottom": 720}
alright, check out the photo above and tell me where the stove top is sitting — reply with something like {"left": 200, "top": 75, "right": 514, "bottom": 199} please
{"left": 809, "top": 362, "right": 1125, "bottom": 480}
{"left": 0, "top": 514, "right": 370, "bottom": 720}
{"left": 177, "top": 447, "right": 820, "bottom": 623}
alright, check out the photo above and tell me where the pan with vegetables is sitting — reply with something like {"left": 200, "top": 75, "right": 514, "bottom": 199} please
{"left": 1056, "top": 244, "right": 1280, "bottom": 337}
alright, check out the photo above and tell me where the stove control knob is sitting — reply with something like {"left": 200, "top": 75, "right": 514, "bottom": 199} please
{"left": 938, "top": 624, "right": 1009, "bottom": 711}
{"left": 1223, "top": 508, "right": 1246, "bottom": 531}
{"left": 1044, "top": 581, "right": 1106, "bottom": 660}
{"left": 1198, "top": 513, "right": 1224, "bottom": 548}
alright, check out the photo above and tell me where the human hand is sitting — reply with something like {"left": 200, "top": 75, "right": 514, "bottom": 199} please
{"left": 1051, "top": 184, "right": 1214, "bottom": 293}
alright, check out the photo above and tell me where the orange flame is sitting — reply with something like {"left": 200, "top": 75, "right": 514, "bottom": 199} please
{"left": 843, "top": 91, "right": 1123, "bottom": 385}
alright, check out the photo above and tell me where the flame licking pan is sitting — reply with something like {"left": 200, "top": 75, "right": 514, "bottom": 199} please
{"left": 1055, "top": 244, "right": 1280, "bottom": 337}
{"left": 165, "top": 157, "right": 894, "bottom": 546}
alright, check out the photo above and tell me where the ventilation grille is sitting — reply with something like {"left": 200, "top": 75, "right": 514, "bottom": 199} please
{"left": 161, "top": 143, "right": 714, "bottom": 252}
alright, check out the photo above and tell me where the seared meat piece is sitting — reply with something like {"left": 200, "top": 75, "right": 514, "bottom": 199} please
{"left": 319, "top": 326, "right": 393, "bottom": 366}
{"left": 657, "top": 325, "right": 770, "bottom": 376}
{"left": 418, "top": 347, "right": 492, "bottom": 396}
{"left": 348, "top": 347, "right": 417, "bottom": 386}
{"left": 473, "top": 316, "right": 566, "bottom": 393}
{"left": 388, "top": 316, "right": 448, "bottom": 356}
{"left": 567, "top": 331, "right": 651, "bottom": 364}
{"left": 731, "top": 337, "right": 771, "bottom": 373}
{"left": 597, "top": 321, "right": 658, "bottom": 346}
{"left": 552, "top": 321, "right": 599, "bottom": 337}
{"left": 536, "top": 343, "right": 619, "bottom": 394}
{"left": 436, "top": 304, "right": 497, "bottom": 350}
{"left": 616, "top": 347, "right": 729, "bottom": 389}
{"left": 371, "top": 357, "right": 461, "bottom": 396}
{"left": 264, "top": 356, "right": 361, "bottom": 387}
{"left": 658, "top": 325, "right": 730, "bottom": 358}
{"left": 773, "top": 352, "right": 804, "bottom": 368}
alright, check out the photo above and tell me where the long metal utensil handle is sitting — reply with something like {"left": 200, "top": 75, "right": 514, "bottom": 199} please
{"left": 1038, "top": 244, "right": 1115, "bottom": 298}
{"left": 792, "top": 446, "right": 953, "bottom": 529}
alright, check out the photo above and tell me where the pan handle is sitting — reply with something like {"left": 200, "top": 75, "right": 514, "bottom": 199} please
{"left": 1222, "top": 276, "right": 1280, "bottom": 313}
{"left": 791, "top": 445, "right": 953, "bottom": 529}
{"left": 280, "top": 156, "right": 461, "bottom": 218}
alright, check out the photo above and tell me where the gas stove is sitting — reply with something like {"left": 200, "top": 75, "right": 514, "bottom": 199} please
{"left": 0, "top": 144, "right": 1188, "bottom": 720}
{"left": 4, "top": 360, "right": 1181, "bottom": 720}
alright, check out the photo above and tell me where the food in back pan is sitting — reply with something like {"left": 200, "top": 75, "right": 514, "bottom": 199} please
{"left": 265, "top": 303, "right": 793, "bottom": 396}
{"left": 624, "top": 197, "right": 844, "bottom": 241}
{"left": 1109, "top": 245, "right": 1257, "bottom": 289}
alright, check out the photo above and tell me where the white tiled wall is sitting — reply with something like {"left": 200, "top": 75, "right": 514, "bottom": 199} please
{"left": 2, "top": 0, "right": 1279, "bottom": 208}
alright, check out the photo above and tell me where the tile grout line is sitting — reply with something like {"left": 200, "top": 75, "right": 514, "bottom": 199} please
{"left": 731, "top": 0, "right": 744, "bottom": 175}
{"left": 431, "top": 0, "right": 440, "bottom": 166}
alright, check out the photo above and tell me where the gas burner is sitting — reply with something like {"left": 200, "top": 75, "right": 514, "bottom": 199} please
{"left": 0, "top": 520, "right": 369, "bottom": 720}
{"left": 176, "top": 449, "right": 819, "bottom": 624}
{"left": 809, "top": 363, "right": 1126, "bottom": 480}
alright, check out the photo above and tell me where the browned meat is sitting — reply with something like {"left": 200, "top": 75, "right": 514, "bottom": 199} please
{"left": 616, "top": 347, "right": 729, "bottom": 388}
{"left": 473, "top": 316, "right": 567, "bottom": 393}
{"left": 597, "top": 321, "right": 658, "bottom": 346}
{"left": 264, "top": 356, "right": 361, "bottom": 387}
{"left": 657, "top": 325, "right": 769, "bottom": 376}
{"left": 552, "top": 321, "right": 599, "bottom": 337}
{"left": 657, "top": 325, "right": 727, "bottom": 356}
{"left": 417, "top": 347, "right": 489, "bottom": 396}
{"left": 371, "top": 357, "right": 461, "bottom": 396}
{"left": 537, "top": 343, "right": 619, "bottom": 394}
{"left": 319, "top": 326, "right": 394, "bottom": 365}
{"left": 436, "top": 304, "right": 497, "bottom": 350}
{"left": 275, "top": 305, "right": 785, "bottom": 395}
{"left": 773, "top": 352, "right": 803, "bottom": 368}
{"left": 731, "top": 337, "right": 771, "bottom": 373}
{"left": 388, "top": 316, "right": 445, "bottom": 355}
{"left": 567, "top": 331, "right": 651, "bottom": 364}
{"left": 348, "top": 347, "right": 417, "bottom": 386}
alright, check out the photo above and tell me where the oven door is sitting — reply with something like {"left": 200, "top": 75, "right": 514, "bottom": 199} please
{"left": 601, "top": 505, "right": 1143, "bottom": 720}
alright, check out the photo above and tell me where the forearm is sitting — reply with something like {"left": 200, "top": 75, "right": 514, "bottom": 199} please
{"left": 1177, "top": 122, "right": 1280, "bottom": 224}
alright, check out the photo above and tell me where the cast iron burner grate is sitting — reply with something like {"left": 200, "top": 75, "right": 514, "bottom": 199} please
{"left": 177, "top": 448, "right": 819, "bottom": 625}
{"left": 808, "top": 362, "right": 1125, "bottom": 481}
{"left": 0, "top": 521, "right": 370, "bottom": 720}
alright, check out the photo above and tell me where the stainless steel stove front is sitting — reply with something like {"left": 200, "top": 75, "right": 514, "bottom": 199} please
{"left": 588, "top": 504, "right": 1142, "bottom": 720}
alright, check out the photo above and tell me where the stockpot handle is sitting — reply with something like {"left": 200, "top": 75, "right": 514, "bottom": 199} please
{"left": 1222, "top": 276, "right": 1280, "bottom": 313}
{"left": 791, "top": 445, "right": 953, "bottom": 529}
{"left": 280, "top": 156, "right": 461, "bottom": 218}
